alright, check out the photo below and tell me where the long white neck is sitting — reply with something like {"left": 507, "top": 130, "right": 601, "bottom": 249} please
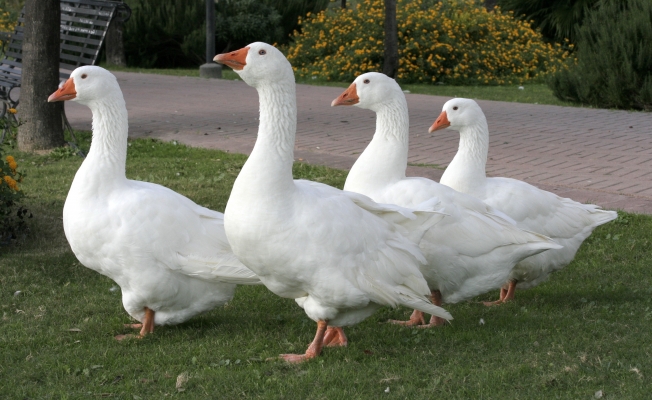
{"left": 234, "top": 79, "right": 297, "bottom": 194}
{"left": 344, "top": 98, "right": 409, "bottom": 194}
{"left": 439, "top": 118, "right": 489, "bottom": 194}
{"left": 75, "top": 94, "right": 129, "bottom": 191}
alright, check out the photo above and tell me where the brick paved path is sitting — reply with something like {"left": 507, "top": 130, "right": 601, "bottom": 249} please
{"left": 65, "top": 71, "right": 652, "bottom": 214}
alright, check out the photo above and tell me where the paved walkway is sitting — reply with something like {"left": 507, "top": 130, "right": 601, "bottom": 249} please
{"left": 65, "top": 71, "right": 652, "bottom": 214}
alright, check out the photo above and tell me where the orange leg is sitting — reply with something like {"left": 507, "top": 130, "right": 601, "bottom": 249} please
{"left": 502, "top": 280, "right": 517, "bottom": 302}
{"left": 322, "top": 327, "right": 348, "bottom": 347}
{"left": 280, "top": 320, "right": 328, "bottom": 363}
{"left": 419, "top": 290, "right": 447, "bottom": 328}
{"left": 388, "top": 309, "right": 426, "bottom": 326}
{"left": 115, "top": 307, "right": 155, "bottom": 341}
{"left": 483, "top": 280, "right": 517, "bottom": 306}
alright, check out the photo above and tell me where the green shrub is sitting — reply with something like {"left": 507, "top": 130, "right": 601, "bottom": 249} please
{"left": 497, "top": 0, "right": 599, "bottom": 45}
{"left": 261, "top": 0, "right": 329, "bottom": 46}
{"left": 0, "top": 148, "right": 29, "bottom": 244}
{"left": 123, "top": 0, "right": 204, "bottom": 68}
{"left": 286, "top": 0, "right": 570, "bottom": 85}
{"left": 548, "top": 0, "right": 652, "bottom": 110}
{"left": 215, "top": 0, "right": 283, "bottom": 52}
{"left": 123, "top": 0, "right": 329, "bottom": 68}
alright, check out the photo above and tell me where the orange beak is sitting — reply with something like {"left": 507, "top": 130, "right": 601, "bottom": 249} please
{"left": 428, "top": 110, "right": 450, "bottom": 133}
{"left": 331, "top": 83, "right": 359, "bottom": 107}
{"left": 213, "top": 46, "right": 249, "bottom": 70}
{"left": 48, "top": 78, "right": 76, "bottom": 102}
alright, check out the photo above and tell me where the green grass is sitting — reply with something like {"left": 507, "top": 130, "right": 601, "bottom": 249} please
{"left": 2, "top": 137, "right": 651, "bottom": 398}
{"left": 102, "top": 64, "right": 575, "bottom": 107}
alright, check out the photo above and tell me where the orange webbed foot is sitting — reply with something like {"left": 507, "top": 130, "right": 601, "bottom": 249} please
{"left": 323, "top": 327, "right": 348, "bottom": 347}
{"left": 280, "top": 320, "right": 328, "bottom": 364}
{"left": 483, "top": 280, "right": 517, "bottom": 306}
{"left": 417, "top": 315, "right": 447, "bottom": 329}
{"left": 388, "top": 309, "right": 426, "bottom": 327}
{"left": 116, "top": 307, "right": 155, "bottom": 340}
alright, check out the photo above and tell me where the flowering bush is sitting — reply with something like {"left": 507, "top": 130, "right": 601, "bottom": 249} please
{"left": 0, "top": 9, "right": 15, "bottom": 47}
{"left": 1, "top": 148, "right": 30, "bottom": 244}
{"left": 285, "top": 0, "right": 572, "bottom": 85}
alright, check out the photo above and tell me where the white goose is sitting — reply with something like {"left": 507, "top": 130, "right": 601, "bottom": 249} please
{"left": 48, "top": 66, "right": 261, "bottom": 339}
{"left": 431, "top": 98, "right": 618, "bottom": 304}
{"left": 214, "top": 43, "right": 452, "bottom": 363}
{"left": 332, "top": 72, "right": 560, "bottom": 326}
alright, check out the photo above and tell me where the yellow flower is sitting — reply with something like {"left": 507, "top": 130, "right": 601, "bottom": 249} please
{"left": 8, "top": 108, "right": 16, "bottom": 114}
{"left": 6, "top": 155, "right": 17, "bottom": 172}
{"left": 3, "top": 175, "right": 18, "bottom": 191}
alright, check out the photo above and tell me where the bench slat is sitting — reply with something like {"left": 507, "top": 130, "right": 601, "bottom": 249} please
{"left": 61, "top": 13, "right": 111, "bottom": 27}
{"left": 60, "top": 42, "right": 98, "bottom": 55}
{"left": 60, "top": 51, "right": 95, "bottom": 66}
{"left": 61, "top": 24, "right": 103, "bottom": 37}
{"left": 4, "top": 51, "right": 25, "bottom": 60}
{"left": 61, "top": 6, "right": 113, "bottom": 18}
{"left": 0, "top": 66, "right": 22, "bottom": 76}
{"left": 0, "top": 70, "right": 22, "bottom": 81}
{"left": 60, "top": 32, "right": 102, "bottom": 46}
{"left": 0, "top": 81, "right": 20, "bottom": 91}
{"left": 12, "top": 26, "right": 104, "bottom": 47}
{"left": 59, "top": 61, "right": 81, "bottom": 71}
{"left": 0, "top": 58, "right": 24, "bottom": 68}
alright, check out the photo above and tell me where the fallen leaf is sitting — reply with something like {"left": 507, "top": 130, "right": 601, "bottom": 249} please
{"left": 176, "top": 372, "right": 189, "bottom": 391}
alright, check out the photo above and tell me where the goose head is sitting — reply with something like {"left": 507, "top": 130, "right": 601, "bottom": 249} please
{"left": 48, "top": 65, "right": 122, "bottom": 106}
{"left": 214, "top": 42, "right": 294, "bottom": 88}
{"left": 429, "top": 98, "right": 486, "bottom": 133}
{"left": 331, "top": 72, "right": 404, "bottom": 112}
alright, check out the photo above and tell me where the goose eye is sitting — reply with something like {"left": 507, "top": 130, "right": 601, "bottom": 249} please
{"left": 453, "top": 106, "right": 458, "bottom": 110}
{"left": 259, "top": 49, "right": 266, "bottom": 55}
{"left": 363, "top": 79, "right": 370, "bottom": 84}
{"left": 81, "top": 74, "right": 88, "bottom": 79}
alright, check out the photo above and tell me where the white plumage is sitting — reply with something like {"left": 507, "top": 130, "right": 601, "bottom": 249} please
{"left": 50, "top": 66, "right": 260, "bottom": 338}
{"left": 215, "top": 43, "right": 451, "bottom": 362}
{"left": 333, "top": 72, "right": 559, "bottom": 325}
{"left": 432, "top": 98, "right": 617, "bottom": 303}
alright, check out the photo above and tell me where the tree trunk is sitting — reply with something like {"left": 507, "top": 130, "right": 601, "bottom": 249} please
{"left": 17, "top": 0, "right": 64, "bottom": 151}
{"left": 382, "top": 0, "right": 398, "bottom": 78}
{"left": 341, "top": 0, "right": 346, "bottom": 9}
{"left": 105, "top": 12, "right": 126, "bottom": 66}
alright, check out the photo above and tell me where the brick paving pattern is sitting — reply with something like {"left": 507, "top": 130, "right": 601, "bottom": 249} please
{"left": 65, "top": 71, "right": 652, "bottom": 213}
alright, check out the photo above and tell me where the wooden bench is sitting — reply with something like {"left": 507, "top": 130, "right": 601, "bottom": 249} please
{"left": 0, "top": 0, "right": 130, "bottom": 127}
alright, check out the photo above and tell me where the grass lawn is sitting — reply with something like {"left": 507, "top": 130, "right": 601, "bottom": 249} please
{"left": 2, "top": 136, "right": 651, "bottom": 398}
{"left": 102, "top": 64, "right": 575, "bottom": 108}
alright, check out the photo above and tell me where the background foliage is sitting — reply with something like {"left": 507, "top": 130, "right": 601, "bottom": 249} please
{"left": 286, "top": 0, "right": 570, "bottom": 85}
{"left": 548, "top": 0, "right": 652, "bottom": 110}
{"left": 123, "top": 0, "right": 329, "bottom": 69}
{"left": 497, "top": 0, "right": 599, "bottom": 45}
{"left": 0, "top": 144, "right": 29, "bottom": 244}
